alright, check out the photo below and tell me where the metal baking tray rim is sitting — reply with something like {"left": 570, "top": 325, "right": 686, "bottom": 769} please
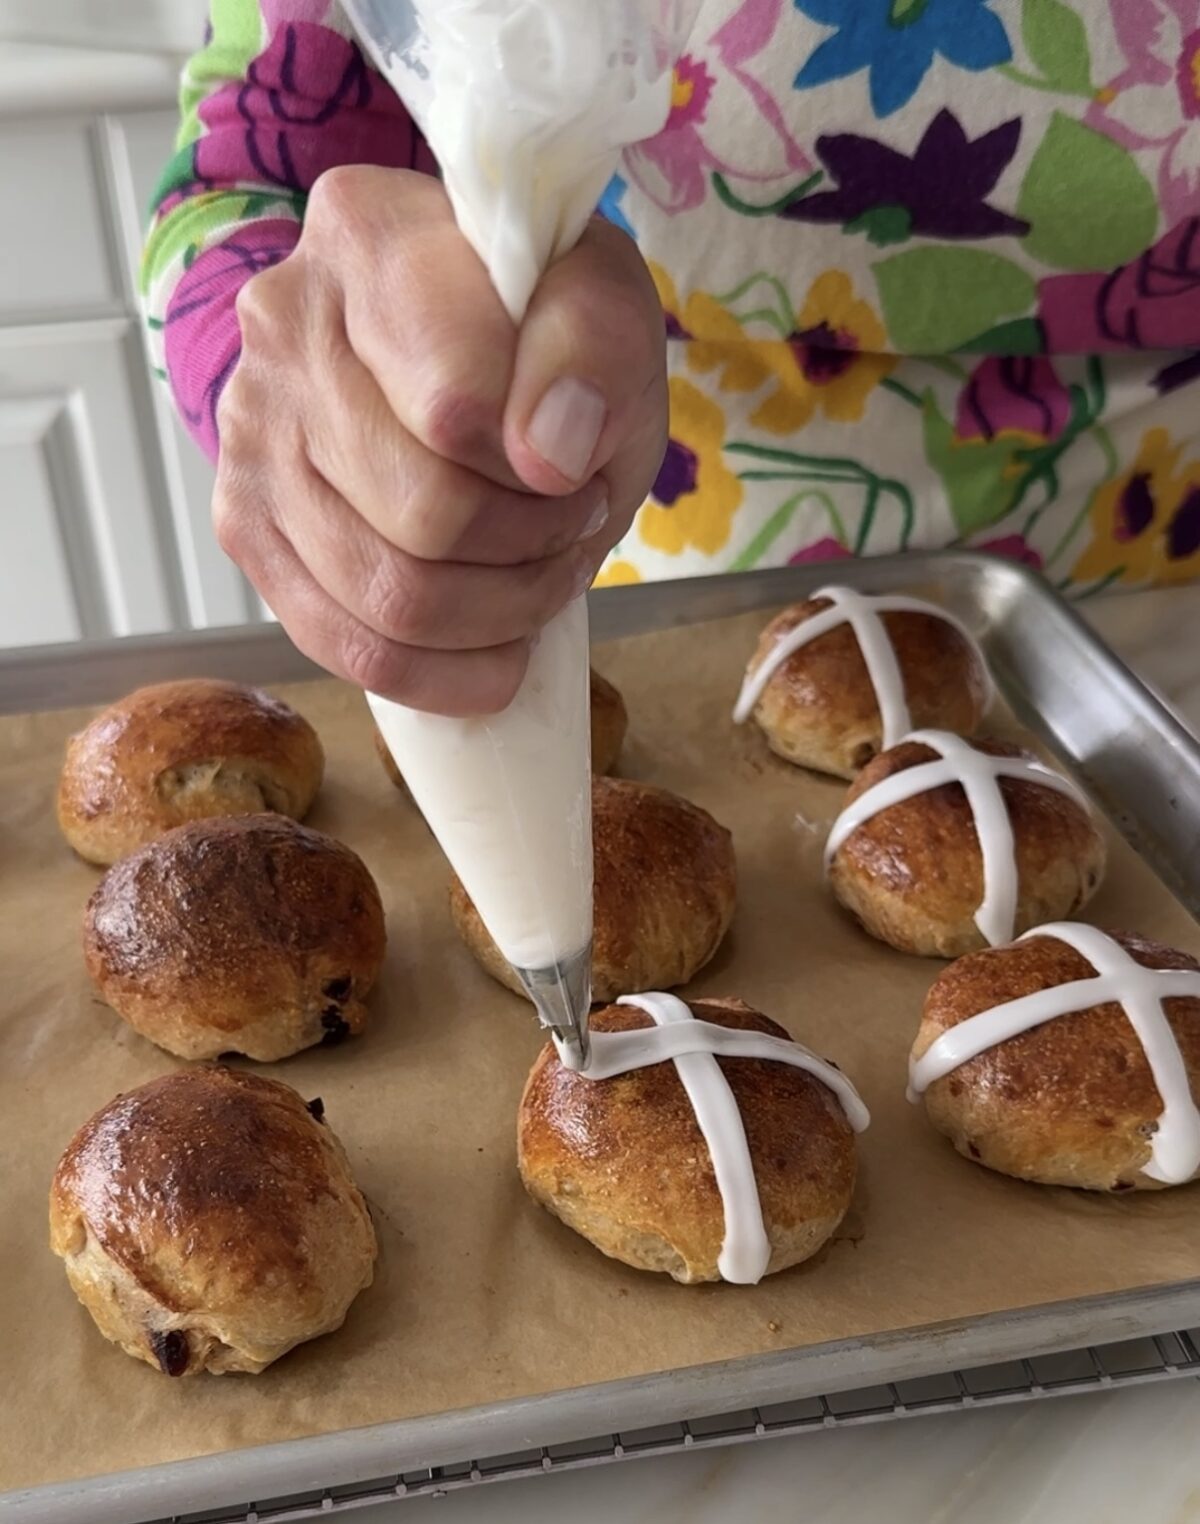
{"left": 3, "top": 551, "right": 1198, "bottom": 1522}
{"left": 7, "top": 1279, "right": 1200, "bottom": 1524}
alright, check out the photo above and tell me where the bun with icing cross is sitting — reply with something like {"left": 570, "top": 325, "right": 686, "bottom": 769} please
{"left": 451, "top": 776, "right": 735, "bottom": 1003}
{"left": 518, "top": 994, "right": 868, "bottom": 1285}
{"left": 909, "top": 925, "right": 1200, "bottom": 1191}
{"left": 735, "top": 587, "right": 991, "bottom": 779}
{"left": 825, "top": 731, "right": 1105, "bottom": 958}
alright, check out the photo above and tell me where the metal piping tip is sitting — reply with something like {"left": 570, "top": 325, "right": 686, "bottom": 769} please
{"left": 515, "top": 944, "right": 592, "bottom": 1072}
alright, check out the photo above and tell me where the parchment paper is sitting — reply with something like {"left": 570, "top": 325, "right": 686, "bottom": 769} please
{"left": 2, "top": 608, "right": 1198, "bottom": 1494}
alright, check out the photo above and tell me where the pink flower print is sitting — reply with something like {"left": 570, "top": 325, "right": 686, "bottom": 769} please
{"left": 164, "top": 219, "right": 302, "bottom": 460}
{"left": 973, "top": 534, "right": 1044, "bottom": 569}
{"left": 788, "top": 536, "right": 852, "bottom": 565}
{"left": 262, "top": 0, "right": 334, "bottom": 31}
{"left": 1038, "top": 217, "right": 1200, "bottom": 352}
{"left": 1090, "top": 0, "right": 1200, "bottom": 226}
{"left": 668, "top": 55, "right": 716, "bottom": 129}
{"left": 955, "top": 357, "right": 1071, "bottom": 444}
{"left": 625, "top": 0, "right": 811, "bottom": 213}
{"left": 196, "top": 23, "right": 432, "bottom": 192}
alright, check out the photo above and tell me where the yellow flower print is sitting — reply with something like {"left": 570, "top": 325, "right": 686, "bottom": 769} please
{"left": 648, "top": 262, "right": 764, "bottom": 394}
{"left": 1073, "top": 428, "right": 1200, "bottom": 588}
{"left": 638, "top": 377, "right": 743, "bottom": 557}
{"left": 729, "top": 270, "right": 895, "bottom": 436}
{"left": 593, "top": 559, "right": 642, "bottom": 588}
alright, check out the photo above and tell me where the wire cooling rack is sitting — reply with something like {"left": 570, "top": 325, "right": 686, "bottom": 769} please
{"left": 150, "top": 1330, "right": 1200, "bottom": 1523}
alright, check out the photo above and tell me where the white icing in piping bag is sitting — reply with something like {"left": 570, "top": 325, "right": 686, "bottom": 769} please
{"left": 908, "top": 923, "right": 1200, "bottom": 1185}
{"left": 734, "top": 586, "right": 993, "bottom": 745}
{"left": 345, "top": 0, "right": 701, "bottom": 1066}
{"left": 824, "top": 729, "right": 1090, "bottom": 947}
{"left": 556, "top": 992, "right": 869, "bottom": 1284}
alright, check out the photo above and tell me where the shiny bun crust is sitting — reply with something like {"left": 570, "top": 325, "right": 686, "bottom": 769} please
{"left": 518, "top": 998, "right": 857, "bottom": 1283}
{"left": 746, "top": 599, "right": 989, "bottom": 778}
{"left": 58, "top": 680, "right": 324, "bottom": 865}
{"left": 49, "top": 1068, "right": 377, "bottom": 1375}
{"left": 83, "top": 815, "right": 386, "bottom": 1061}
{"left": 374, "top": 668, "right": 627, "bottom": 791}
{"left": 828, "top": 738, "right": 1105, "bottom": 958}
{"left": 451, "top": 776, "right": 736, "bottom": 1002}
{"left": 913, "top": 931, "right": 1200, "bottom": 1191}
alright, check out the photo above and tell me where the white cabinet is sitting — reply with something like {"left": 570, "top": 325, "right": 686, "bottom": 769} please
{"left": 0, "top": 102, "right": 263, "bottom": 648}
{"left": 0, "top": 320, "right": 184, "bottom": 644}
{"left": 0, "top": 117, "right": 123, "bottom": 323}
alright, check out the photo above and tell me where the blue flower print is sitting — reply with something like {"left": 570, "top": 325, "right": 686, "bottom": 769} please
{"left": 599, "top": 174, "right": 635, "bottom": 239}
{"left": 793, "top": 0, "right": 1012, "bottom": 118}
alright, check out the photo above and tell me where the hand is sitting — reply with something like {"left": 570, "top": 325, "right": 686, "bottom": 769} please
{"left": 213, "top": 166, "right": 667, "bottom": 716}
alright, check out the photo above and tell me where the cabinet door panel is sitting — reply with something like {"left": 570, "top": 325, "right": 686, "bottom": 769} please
{"left": 0, "top": 119, "right": 123, "bottom": 324}
{"left": 0, "top": 321, "right": 185, "bottom": 647}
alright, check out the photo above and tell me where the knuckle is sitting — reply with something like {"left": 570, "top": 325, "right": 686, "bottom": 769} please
{"left": 211, "top": 482, "right": 251, "bottom": 562}
{"left": 340, "top": 626, "right": 408, "bottom": 696}
{"left": 362, "top": 556, "right": 430, "bottom": 644}
{"left": 412, "top": 370, "right": 492, "bottom": 462}
{"left": 308, "top": 165, "right": 370, "bottom": 240}
{"left": 234, "top": 264, "right": 286, "bottom": 346}
{"left": 406, "top": 465, "right": 486, "bottom": 559}
{"left": 215, "top": 367, "right": 257, "bottom": 457}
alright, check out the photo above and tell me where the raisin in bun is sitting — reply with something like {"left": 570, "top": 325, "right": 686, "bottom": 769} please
{"left": 519, "top": 996, "right": 863, "bottom": 1284}
{"left": 83, "top": 815, "right": 385, "bottom": 1061}
{"left": 826, "top": 734, "right": 1105, "bottom": 958}
{"left": 58, "top": 679, "right": 324, "bottom": 865}
{"left": 451, "top": 776, "right": 735, "bottom": 1003}
{"left": 910, "top": 928, "right": 1200, "bottom": 1191}
{"left": 738, "top": 591, "right": 990, "bottom": 779}
{"left": 374, "top": 667, "right": 627, "bottom": 790}
{"left": 49, "top": 1068, "right": 377, "bottom": 1375}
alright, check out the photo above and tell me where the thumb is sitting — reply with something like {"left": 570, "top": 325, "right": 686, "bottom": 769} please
{"left": 503, "top": 219, "right": 667, "bottom": 497}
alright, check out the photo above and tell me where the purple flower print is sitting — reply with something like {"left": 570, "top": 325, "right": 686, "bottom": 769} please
{"left": 196, "top": 23, "right": 434, "bottom": 192}
{"left": 164, "top": 219, "right": 301, "bottom": 461}
{"left": 652, "top": 439, "right": 701, "bottom": 505}
{"left": 625, "top": 0, "right": 811, "bottom": 213}
{"left": 1089, "top": 0, "right": 1200, "bottom": 228}
{"left": 783, "top": 110, "right": 1028, "bottom": 244}
{"left": 1039, "top": 218, "right": 1200, "bottom": 352}
{"left": 1154, "top": 350, "right": 1200, "bottom": 392}
{"left": 955, "top": 357, "right": 1071, "bottom": 443}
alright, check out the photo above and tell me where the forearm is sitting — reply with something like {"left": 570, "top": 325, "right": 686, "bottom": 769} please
{"left": 141, "top": 1, "right": 434, "bottom": 460}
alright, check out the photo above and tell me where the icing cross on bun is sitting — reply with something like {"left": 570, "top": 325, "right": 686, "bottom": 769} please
{"left": 734, "top": 586, "right": 992, "bottom": 778}
{"left": 825, "top": 730, "right": 1105, "bottom": 957}
{"left": 910, "top": 924, "right": 1200, "bottom": 1190}
{"left": 519, "top": 992, "right": 869, "bottom": 1285}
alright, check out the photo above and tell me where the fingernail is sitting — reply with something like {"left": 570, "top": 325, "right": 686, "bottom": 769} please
{"left": 576, "top": 493, "right": 609, "bottom": 544}
{"left": 527, "top": 378, "right": 607, "bottom": 483}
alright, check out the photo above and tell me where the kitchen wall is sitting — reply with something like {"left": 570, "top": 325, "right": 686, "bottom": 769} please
{"left": 0, "top": 20, "right": 265, "bottom": 649}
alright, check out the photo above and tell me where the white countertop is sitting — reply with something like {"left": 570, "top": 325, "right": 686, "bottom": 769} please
{"left": 355, "top": 584, "right": 1200, "bottom": 1524}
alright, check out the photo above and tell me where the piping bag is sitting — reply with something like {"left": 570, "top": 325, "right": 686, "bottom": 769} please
{"left": 343, "top": 0, "right": 699, "bottom": 1068}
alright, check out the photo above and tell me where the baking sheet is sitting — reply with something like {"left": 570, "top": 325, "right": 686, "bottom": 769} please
{"left": 1, "top": 607, "right": 1198, "bottom": 1496}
